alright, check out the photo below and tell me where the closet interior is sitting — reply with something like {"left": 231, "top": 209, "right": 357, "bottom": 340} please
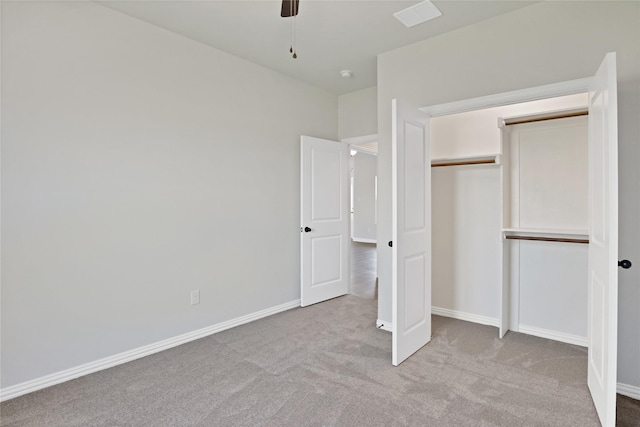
{"left": 431, "top": 93, "right": 590, "bottom": 346}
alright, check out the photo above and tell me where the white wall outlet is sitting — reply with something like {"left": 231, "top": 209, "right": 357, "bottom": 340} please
{"left": 190, "top": 290, "right": 200, "bottom": 305}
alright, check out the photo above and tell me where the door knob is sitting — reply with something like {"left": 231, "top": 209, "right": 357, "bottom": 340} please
{"left": 618, "top": 259, "right": 632, "bottom": 269}
{"left": 304, "top": 227, "right": 312, "bottom": 233}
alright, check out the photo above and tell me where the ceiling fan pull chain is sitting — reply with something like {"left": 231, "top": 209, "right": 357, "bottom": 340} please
{"left": 289, "top": 0, "right": 294, "bottom": 54}
{"left": 281, "top": 0, "right": 299, "bottom": 59}
{"left": 292, "top": 16, "right": 297, "bottom": 59}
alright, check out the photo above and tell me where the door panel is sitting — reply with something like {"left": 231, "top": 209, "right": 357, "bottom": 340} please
{"left": 311, "top": 235, "right": 342, "bottom": 286}
{"left": 301, "top": 136, "right": 349, "bottom": 307}
{"left": 392, "top": 99, "right": 431, "bottom": 366}
{"left": 311, "top": 149, "right": 342, "bottom": 221}
{"left": 404, "top": 254, "right": 427, "bottom": 331}
{"left": 587, "top": 52, "right": 618, "bottom": 427}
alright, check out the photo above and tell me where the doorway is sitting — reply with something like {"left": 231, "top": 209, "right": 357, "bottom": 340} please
{"left": 430, "top": 92, "right": 589, "bottom": 345}
{"left": 417, "top": 54, "right": 619, "bottom": 425}
{"left": 347, "top": 137, "right": 378, "bottom": 300}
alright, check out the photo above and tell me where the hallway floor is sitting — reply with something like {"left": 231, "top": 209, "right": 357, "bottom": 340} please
{"left": 350, "top": 241, "right": 377, "bottom": 299}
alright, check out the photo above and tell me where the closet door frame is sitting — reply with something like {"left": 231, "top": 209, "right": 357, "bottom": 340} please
{"left": 422, "top": 77, "right": 592, "bottom": 336}
{"left": 419, "top": 56, "right": 619, "bottom": 426}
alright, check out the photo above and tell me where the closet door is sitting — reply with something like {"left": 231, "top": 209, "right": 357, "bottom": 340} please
{"left": 587, "top": 52, "right": 618, "bottom": 427}
{"left": 391, "top": 99, "right": 431, "bottom": 366}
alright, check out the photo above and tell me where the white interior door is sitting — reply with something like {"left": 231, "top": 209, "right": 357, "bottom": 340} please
{"left": 300, "top": 135, "right": 349, "bottom": 307}
{"left": 587, "top": 52, "right": 618, "bottom": 427}
{"left": 391, "top": 99, "right": 431, "bottom": 366}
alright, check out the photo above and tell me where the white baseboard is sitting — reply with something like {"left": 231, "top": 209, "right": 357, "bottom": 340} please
{"left": 378, "top": 308, "right": 499, "bottom": 332}
{"left": 517, "top": 324, "right": 588, "bottom": 347}
{"left": 376, "top": 319, "right": 392, "bottom": 332}
{"left": 431, "top": 306, "right": 499, "bottom": 328}
{"left": 618, "top": 382, "right": 640, "bottom": 400}
{"left": 0, "top": 299, "right": 301, "bottom": 402}
{"left": 352, "top": 238, "right": 376, "bottom": 244}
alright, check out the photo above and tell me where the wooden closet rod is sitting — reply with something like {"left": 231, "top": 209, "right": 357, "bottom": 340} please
{"left": 504, "top": 109, "right": 588, "bottom": 126}
{"left": 505, "top": 235, "right": 589, "bottom": 244}
{"left": 431, "top": 158, "right": 496, "bottom": 168}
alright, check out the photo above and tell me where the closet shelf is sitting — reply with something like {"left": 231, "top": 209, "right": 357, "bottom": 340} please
{"left": 431, "top": 154, "right": 500, "bottom": 168}
{"left": 503, "top": 228, "right": 589, "bottom": 244}
{"left": 501, "top": 107, "right": 588, "bottom": 127}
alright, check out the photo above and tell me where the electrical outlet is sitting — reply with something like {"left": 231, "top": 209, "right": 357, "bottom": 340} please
{"left": 190, "top": 290, "right": 200, "bottom": 305}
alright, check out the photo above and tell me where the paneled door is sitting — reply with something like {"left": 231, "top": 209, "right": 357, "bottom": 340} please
{"left": 391, "top": 99, "right": 431, "bottom": 366}
{"left": 300, "top": 136, "right": 349, "bottom": 307}
{"left": 587, "top": 52, "right": 619, "bottom": 427}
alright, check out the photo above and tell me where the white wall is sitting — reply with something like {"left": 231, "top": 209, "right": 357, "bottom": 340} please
{"left": 431, "top": 97, "right": 590, "bottom": 337}
{"left": 508, "top": 116, "right": 589, "bottom": 340}
{"left": 352, "top": 152, "right": 377, "bottom": 242}
{"left": 518, "top": 241, "right": 588, "bottom": 338}
{"left": 430, "top": 94, "right": 587, "bottom": 159}
{"left": 431, "top": 165, "right": 501, "bottom": 320}
{"left": 338, "top": 86, "right": 377, "bottom": 140}
{"left": 377, "top": 1, "right": 640, "bottom": 388}
{"left": 1, "top": 1, "right": 337, "bottom": 389}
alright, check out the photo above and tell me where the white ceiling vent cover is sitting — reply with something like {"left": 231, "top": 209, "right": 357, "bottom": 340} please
{"left": 394, "top": 1, "right": 442, "bottom": 28}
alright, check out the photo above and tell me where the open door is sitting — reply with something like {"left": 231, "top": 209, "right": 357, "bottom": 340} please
{"left": 391, "top": 99, "right": 431, "bottom": 366}
{"left": 300, "top": 136, "right": 349, "bottom": 307}
{"left": 587, "top": 52, "right": 618, "bottom": 427}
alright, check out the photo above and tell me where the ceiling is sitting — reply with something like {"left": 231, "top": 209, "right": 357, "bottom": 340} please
{"left": 98, "top": 1, "right": 538, "bottom": 95}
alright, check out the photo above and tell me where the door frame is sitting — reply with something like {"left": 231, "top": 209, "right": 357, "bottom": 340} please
{"left": 342, "top": 134, "right": 379, "bottom": 295}
{"left": 343, "top": 134, "right": 379, "bottom": 241}
{"left": 420, "top": 78, "right": 591, "bottom": 118}
{"left": 384, "top": 78, "right": 591, "bottom": 333}
{"left": 419, "top": 73, "right": 619, "bottom": 412}
{"left": 300, "top": 134, "right": 379, "bottom": 303}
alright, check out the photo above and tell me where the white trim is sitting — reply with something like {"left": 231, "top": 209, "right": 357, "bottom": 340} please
{"left": 431, "top": 307, "right": 499, "bottom": 327}
{"left": 352, "top": 238, "right": 377, "bottom": 244}
{"left": 518, "top": 324, "right": 588, "bottom": 347}
{"left": 350, "top": 145, "right": 378, "bottom": 156}
{"left": 341, "top": 134, "right": 378, "bottom": 145}
{"left": 617, "top": 383, "right": 640, "bottom": 400}
{"left": 376, "top": 319, "right": 392, "bottom": 332}
{"left": 0, "top": 299, "right": 301, "bottom": 402}
{"left": 420, "top": 78, "right": 591, "bottom": 117}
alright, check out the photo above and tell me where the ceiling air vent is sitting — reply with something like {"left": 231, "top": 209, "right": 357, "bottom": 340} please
{"left": 394, "top": 1, "right": 442, "bottom": 28}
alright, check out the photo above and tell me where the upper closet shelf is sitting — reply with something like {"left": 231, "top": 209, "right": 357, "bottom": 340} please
{"left": 503, "top": 228, "right": 589, "bottom": 244}
{"left": 499, "top": 107, "right": 588, "bottom": 127}
{"left": 431, "top": 154, "right": 501, "bottom": 168}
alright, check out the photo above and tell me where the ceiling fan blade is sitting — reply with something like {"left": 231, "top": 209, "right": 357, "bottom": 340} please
{"left": 281, "top": 0, "right": 299, "bottom": 18}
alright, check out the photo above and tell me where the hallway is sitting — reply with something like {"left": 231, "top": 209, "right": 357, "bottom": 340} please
{"left": 350, "top": 241, "right": 377, "bottom": 299}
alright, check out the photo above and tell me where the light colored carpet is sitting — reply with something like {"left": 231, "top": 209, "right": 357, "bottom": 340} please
{"left": 617, "top": 395, "right": 640, "bottom": 426}
{"left": 2, "top": 294, "right": 629, "bottom": 426}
